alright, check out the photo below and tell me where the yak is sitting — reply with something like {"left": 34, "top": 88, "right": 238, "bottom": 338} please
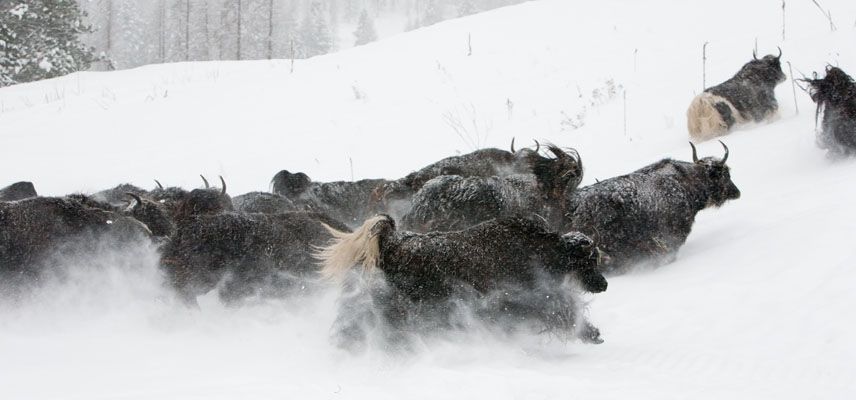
{"left": 161, "top": 211, "right": 349, "bottom": 305}
{"left": 688, "top": 49, "right": 786, "bottom": 142}
{"left": 0, "top": 181, "right": 37, "bottom": 202}
{"left": 232, "top": 191, "right": 299, "bottom": 214}
{"left": 562, "top": 142, "right": 740, "bottom": 273}
{"left": 315, "top": 214, "right": 608, "bottom": 351}
{"left": 401, "top": 145, "right": 583, "bottom": 232}
{"left": 804, "top": 66, "right": 856, "bottom": 157}
{"left": 0, "top": 196, "right": 153, "bottom": 287}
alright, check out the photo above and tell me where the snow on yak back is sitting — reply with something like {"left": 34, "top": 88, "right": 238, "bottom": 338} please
{"left": 0, "top": 196, "right": 153, "bottom": 290}
{"left": 315, "top": 214, "right": 608, "bottom": 351}
{"left": 564, "top": 142, "right": 740, "bottom": 274}
{"left": 0, "top": 181, "right": 37, "bottom": 202}
{"left": 160, "top": 210, "right": 350, "bottom": 306}
{"left": 687, "top": 49, "right": 786, "bottom": 142}
{"left": 401, "top": 144, "right": 583, "bottom": 232}
{"left": 804, "top": 66, "right": 856, "bottom": 157}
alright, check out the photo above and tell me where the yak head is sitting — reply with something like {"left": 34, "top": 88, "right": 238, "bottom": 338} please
{"left": 805, "top": 66, "right": 856, "bottom": 109}
{"left": 125, "top": 193, "right": 175, "bottom": 238}
{"left": 174, "top": 176, "right": 233, "bottom": 221}
{"left": 689, "top": 141, "right": 741, "bottom": 207}
{"left": 271, "top": 170, "right": 312, "bottom": 198}
{"left": 529, "top": 144, "right": 584, "bottom": 201}
{"left": 560, "top": 232, "right": 608, "bottom": 293}
{"left": 738, "top": 48, "right": 786, "bottom": 86}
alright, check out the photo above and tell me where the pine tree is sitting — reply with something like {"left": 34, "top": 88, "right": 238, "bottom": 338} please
{"left": 297, "top": 1, "right": 332, "bottom": 58}
{"left": 0, "top": 0, "right": 97, "bottom": 86}
{"left": 353, "top": 9, "right": 377, "bottom": 46}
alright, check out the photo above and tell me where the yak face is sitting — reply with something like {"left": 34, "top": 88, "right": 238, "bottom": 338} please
{"left": 807, "top": 66, "right": 855, "bottom": 108}
{"left": 690, "top": 142, "right": 741, "bottom": 207}
{"left": 174, "top": 188, "right": 233, "bottom": 221}
{"left": 125, "top": 194, "right": 175, "bottom": 237}
{"left": 531, "top": 145, "right": 584, "bottom": 200}
{"left": 739, "top": 52, "right": 786, "bottom": 87}
{"left": 271, "top": 170, "right": 312, "bottom": 198}
{"left": 560, "top": 232, "right": 608, "bottom": 293}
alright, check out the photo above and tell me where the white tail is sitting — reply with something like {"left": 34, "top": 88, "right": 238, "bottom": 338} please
{"left": 315, "top": 215, "right": 388, "bottom": 282}
{"left": 687, "top": 93, "right": 743, "bottom": 142}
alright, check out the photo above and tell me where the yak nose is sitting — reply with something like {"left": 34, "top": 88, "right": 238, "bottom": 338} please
{"left": 730, "top": 184, "right": 741, "bottom": 199}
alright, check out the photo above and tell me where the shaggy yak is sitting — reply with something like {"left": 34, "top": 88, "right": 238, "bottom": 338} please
{"left": 161, "top": 211, "right": 349, "bottom": 305}
{"left": 0, "top": 181, "right": 37, "bottom": 202}
{"left": 687, "top": 49, "right": 786, "bottom": 142}
{"left": 804, "top": 66, "right": 856, "bottom": 157}
{"left": 562, "top": 142, "right": 740, "bottom": 273}
{"left": 0, "top": 196, "right": 153, "bottom": 287}
{"left": 401, "top": 145, "right": 583, "bottom": 232}
{"left": 315, "top": 214, "right": 608, "bottom": 351}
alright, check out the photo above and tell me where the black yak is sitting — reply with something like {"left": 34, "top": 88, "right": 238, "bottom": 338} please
{"left": 688, "top": 49, "right": 786, "bottom": 141}
{"left": 401, "top": 145, "right": 582, "bottom": 232}
{"left": 0, "top": 196, "right": 153, "bottom": 285}
{"left": 563, "top": 142, "right": 740, "bottom": 273}
{"left": 0, "top": 181, "right": 37, "bottom": 202}
{"left": 804, "top": 66, "right": 856, "bottom": 157}
{"left": 315, "top": 214, "right": 607, "bottom": 350}
{"left": 161, "top": 211, "right": 349, "bottom": 305}
{"left": 232, "top": 191, "right": 298, "bottom": 214}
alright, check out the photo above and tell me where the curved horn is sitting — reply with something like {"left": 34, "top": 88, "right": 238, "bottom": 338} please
{"left": 125, "top": 192, "right": 143, "bottom": 210}
{"left": 548, "top": 144, "right": 568, "bottom": 159}
{"left": 219, "top": 175, "right": 227, "bottom": 195}
{"left": 689, "top": 141, "right": 699, "bottom": 163}
{"left": 533, "top": 139, "right": 541, "bottom": 153}
{"left": 753, "top": 48, "right": 758, "bottom": 61}
{"left": 718, "top": 140, "right": 729, "bottom": 163}
{"left": 200, "top": 175, "right": 210, "bottom": 189}
{"left": 154, "top": 179, "right": 164, "bottom": 190}
{"left": 510, "top": 137, "right": 516, "bottom": 154}
{"left": 776, "top": 46, "right": 782, "bottom": 59}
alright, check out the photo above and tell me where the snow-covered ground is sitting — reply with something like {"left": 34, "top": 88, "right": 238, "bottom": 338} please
{"left": 2, "top": 0, "right": 856, "bottom": 398}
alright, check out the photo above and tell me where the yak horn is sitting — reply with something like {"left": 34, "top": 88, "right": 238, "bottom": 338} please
{"left": 753, "top": 49, "right": 758, "bottom": 61}
{"left": 219, "top": 176, "right": 227, "bottom": 195}
{"left": 719, "top": 140, "right": 729, "bottom": 163}
{"left": 534, "top": 139, "right": 541, "bottom": 153}
{"left": 776, "top": 46, "right": 782, "bottom": 59}
{"left": 126, "top": 192, "right": 143, "bottom": 210}
{"left": 200, "top": 175, "right": 210, "bottom": 189}
{"left": 510, "top": 137, "right": 516, "bottom": 154}
{"left": 154, "top": 179, "right": 164, "bottom": 190}
{"left": 689, "top": 141, "right": 699, "bottom": 163}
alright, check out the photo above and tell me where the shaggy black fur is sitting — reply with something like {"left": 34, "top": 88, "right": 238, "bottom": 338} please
{"left": 806, "top": 66, "right": 856, "bottom": 157}
{"left": 232, "top": 191, "right": 299, "bottom": 214}
{"left": 327, "top": 215, "right": 607, "bottom": 350}
{"left": 0, "top": 181, "right": 37, "bottom": 202}
{"left": 0, "top": 196, "right": 152, "bottom": 282}
{"left": 706, "top": 52, "right": 786, "bottom": 124}
{"left": 161, "top": 211, "right": 349, "bottom": 304}
{"left": 563, "top": 143, "right": 740, "bottom": 273}
{"left": 401, "top": 145, "right": 583, "bottom": 232}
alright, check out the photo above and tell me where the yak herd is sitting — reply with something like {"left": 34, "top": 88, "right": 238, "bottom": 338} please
{"left": 0, "top": 51, "right": 854, "bottom": 351}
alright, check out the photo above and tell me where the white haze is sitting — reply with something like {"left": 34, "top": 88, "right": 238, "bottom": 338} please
{"left": 2, "top": 0, "right": 856, "bottom": 398}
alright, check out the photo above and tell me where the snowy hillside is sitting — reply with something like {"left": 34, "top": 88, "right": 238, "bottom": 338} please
{"left": 2, "top": 0, "right": 856, "bottom": 398}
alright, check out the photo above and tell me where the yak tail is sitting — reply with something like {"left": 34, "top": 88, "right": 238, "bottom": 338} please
{"left": 687, "top": 93, "right": 734, "bottom": 142}
{"left": 315, "top": 215, "right": 387, "bottom": 282}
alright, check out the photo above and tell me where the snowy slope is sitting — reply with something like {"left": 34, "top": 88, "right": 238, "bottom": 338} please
{"left": 2, "top": 0, "right": 856, "bottom": 398}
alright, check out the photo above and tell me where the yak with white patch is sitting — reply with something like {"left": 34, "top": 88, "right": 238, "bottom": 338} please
{"left": 562, "top": 142, "right": 740, "bottom": 273}
{"left": 401, "top": 145, "right": 582, "bottom": 232}
{"left": 0, "top": 181, "right": 37, "bottom": 202}
{"left": 804, "top": 66, "right": 856, "bottom": 157}
{"left": 316, "top": 214, "right": 607, "bottom": 351}
{"left": 161, "top": 211, "right": 349, "bottom": 305}
{"left": 687, "top": 49, "right": 786, "bottom": 142}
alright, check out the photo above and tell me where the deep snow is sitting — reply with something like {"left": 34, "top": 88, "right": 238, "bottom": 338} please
{"left": 1, "top": 0, "right": 856, "bottom": 398}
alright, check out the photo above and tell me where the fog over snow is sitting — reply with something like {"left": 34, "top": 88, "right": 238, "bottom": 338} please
{"left": 1, "top": 0, "right": 856, "bottom": 398}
